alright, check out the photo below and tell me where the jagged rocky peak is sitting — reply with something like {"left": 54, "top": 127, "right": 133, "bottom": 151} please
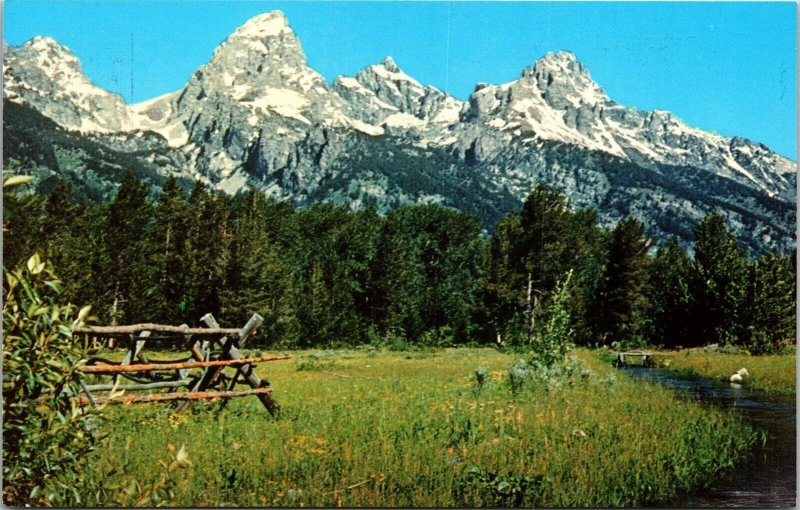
{"left": 355, "top": 55, "right": 427, "bottom": 109}
{"left": 455, "top": 49, "right": 796, "bottom": 201}
{"left": 173, "top": 8, "right": 354, "bottom": 135}
{"left": 3, "top": 35, "right": 132, "bottom": 132}
{"left": 379, "top": 55, "right": 401, "bottom": 73}
{"left": 198, "top": 10, "right": 312, "bottom": 89}
{"left": 230, "top": 10, "right": 293, "bottom": 40}
{"left": 521, "top": 51, "right": 609, "bottom": 109}
{"left": 456, "top": 51, "right": 622, "bottom": 143}
{"left": 22, "top": 36, "right": 82, "bottom": 71}
{"left": 215, "top": 10, "right": 307, "bottom": 69}
{"left": 334, "top": 55, "right": 463, "bottom": 133}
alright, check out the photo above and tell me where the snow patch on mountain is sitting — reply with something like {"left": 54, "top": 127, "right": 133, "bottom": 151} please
{"left": 3, "top": 10, "right": 795, "bottom": 253}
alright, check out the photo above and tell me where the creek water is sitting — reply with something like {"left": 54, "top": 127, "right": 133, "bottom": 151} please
{"left": 621, "top": 366, "right": 796, "bottom": 508}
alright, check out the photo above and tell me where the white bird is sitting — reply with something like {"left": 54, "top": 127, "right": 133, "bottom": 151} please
{"left": 730, "top": 368, "right": 749, "bottom": 383}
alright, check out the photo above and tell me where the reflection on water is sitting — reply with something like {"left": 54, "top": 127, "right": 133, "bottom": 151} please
{"left": 622, "top": 366, "right": 796, "bottom": 508}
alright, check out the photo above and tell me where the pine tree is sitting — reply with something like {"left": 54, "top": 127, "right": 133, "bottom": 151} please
{"left": 221, "top": 189, "right": 290, "bottom": 344}
{"left": 374, "top": 205, "right": 485, "bottom": 343}
{"left": 690, "top": 214, "right": 748, "bottom": 346}
{"left": 647, "top": 237, "right": 692, "bottom": 347}
{"left": 289, "top": 204, "right": 384, "bottom": 346}
{"left": 105, "top": 172, "right": 155, "bottom": 324}
{"left": 58, "top": 203, "right": 114, "bottom": 320}
{"left": 596, "top": 217, "right": 651, "bottom": 345}
{"left": 183, "top": 181, "right": 230, "bottom": 322}
{"left": 41, "top": 180, "right": 82, "bottom": 251}
{"left": 745, "top": 253, "right": 795, "bottom": 353}
{"left": 484, "top": 212, "right": 527, "bottom": 344}
{"left": 519, "top": 183, "right": 572, "bottom": 300}
{"left": 3, "top": 187, "right": 45, "bottom": 269}
{"left": 337, "top": 207, "right": 384, "bottom": 339}
{"left": 148, "top": 176, "right": 191, "bottom": 322}
{"left": 563, "top": 207, "right": 607, "bottom": 345}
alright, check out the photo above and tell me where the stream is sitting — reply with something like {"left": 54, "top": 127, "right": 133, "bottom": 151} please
{"left": 621, "top": 366, "right": 796, "bottom": 508}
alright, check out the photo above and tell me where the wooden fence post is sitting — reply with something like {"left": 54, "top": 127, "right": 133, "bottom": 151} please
{"left": 204, "top": 313, "right": 280, "bottom": 416}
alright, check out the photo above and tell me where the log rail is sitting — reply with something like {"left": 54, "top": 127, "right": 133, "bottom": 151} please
{"left": 71, "top": 313, "right": 288, "bottom": 415}
{"left": 73, "top": 324, "right": 241, "bottom": 337}
{"left": 76, "top": 387, "right": 274, "bottom": 406}
{"left": 79, "top": 354, "right": 291, "bottom": 373}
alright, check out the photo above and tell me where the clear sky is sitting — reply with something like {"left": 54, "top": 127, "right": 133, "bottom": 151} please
{"left": 4, "top": 1, "right": 797, "bottom": 159}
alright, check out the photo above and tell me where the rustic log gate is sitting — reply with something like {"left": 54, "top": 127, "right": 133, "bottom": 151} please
{"left": 71, "top": 313, "right": 289, "bottom": 415}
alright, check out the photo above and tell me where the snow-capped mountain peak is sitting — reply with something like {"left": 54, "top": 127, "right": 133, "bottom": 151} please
{"left": 229, "top": 10, "right": 292, "bottom": 40}
{"left": 168, "top": 9, "right": 354, "bottom": 134}
{"left": 451, "top": 51, "right": 795, "bottom": 200}
{"left": 4, "top": 36, "right": 133, "bottom": 132}
{"left": 333, "top": 56, "right": 464, "bottom": 141}
{"left": 523, "top": 50, "right": 609, "bottom": 108}
{"left": 379, "top": 56, "right": 401, "bottom": 73}
{"left": 26, "top": 36, "right": 80, "bottom": 70}
{"left": 3, "top": 11, "right": 795, "bottom": 254}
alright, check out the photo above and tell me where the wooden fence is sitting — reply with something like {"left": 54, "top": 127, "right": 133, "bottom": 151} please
{"left": 71, "top": 313, "right": 289, "bottom": 415}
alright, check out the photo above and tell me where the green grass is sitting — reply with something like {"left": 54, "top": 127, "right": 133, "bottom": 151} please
{"left": 86, "top": 348, "right": 757, "bottom": 507}
{"left": 653, "top": 348, "right": 796, "bottom": 396}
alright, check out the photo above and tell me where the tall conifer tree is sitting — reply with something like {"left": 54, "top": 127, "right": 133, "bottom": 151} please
{"left": 596, "top": 217, "right": 651, "bottom": 344}
{"left": 647, "top": 237, "right": 692, "bottom": 347}
{"left": 690, "top": 214, "right": 748, "bottom": 345}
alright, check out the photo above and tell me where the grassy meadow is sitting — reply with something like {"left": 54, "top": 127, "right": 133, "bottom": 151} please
{"left": 86, "top": 348, "right": 758, "bottom": 507}
{"left": 653, "top": 348, "right": 796, "bottom": 396}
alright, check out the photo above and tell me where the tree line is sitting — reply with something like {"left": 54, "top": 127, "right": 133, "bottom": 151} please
{"left": 4, "top": 173, "right": 795, "bottom": 353}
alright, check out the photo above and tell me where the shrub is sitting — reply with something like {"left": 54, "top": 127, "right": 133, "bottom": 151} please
{"left": 506, "top": 360, "right": 530, "bottom": 396}
{"left": 531, "top": 271, "right": 574, "bottom": 367}
{"left": 506, "top": 354, "right": 602, "bottom": 397}
{"left": 3, "top": 253, "right": 99, "bottom": 505}
{"left": 747, "top": 328, "right": 779, "bottom": 356}
{"left": 470, "top": 366, "right": 490, "bottom": 395}
{"left": 419, "top": 326, "right": 454, "bottom": 348}
{"left": 459, "top": 465, "right": 546, "bottom": 507}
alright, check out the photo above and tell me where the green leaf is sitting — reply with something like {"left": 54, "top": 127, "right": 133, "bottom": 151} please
{"left": 26, "top": 253, "right": 41, "bottom": 273}
{"left": 4, "top": 174, "right": 34, "bottom": 188}
{"left": 77, "top": 305, "right": 92, "bottom": 322}
{"left": 44, "top": 280, "right": 61, "bottom": 293}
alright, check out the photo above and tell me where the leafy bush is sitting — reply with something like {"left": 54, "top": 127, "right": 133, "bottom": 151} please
{"left": 506, "top": 354, "right": 602, "bottom": 396}
{"left": 103, "top": 443, "right": 193, "bottom": 507}
{"left": 470, "top": 366, "right": 490, "bottom": 395}
{"left": 3, "top": 253, "right": 98, "bottom": 506}
{"left": 746, "top": 328, "right": 780, "bottom": 356}
{"left": 506, "top": 360, "right": 531, "bottom": 396}
{"left": 531, "top": 271, "right": 574, "bottom": 367}
{"left": 459, "top": 465, "right": 546, "bottom": 506}
{"left": 419, "top": 326, "right": 454, "bottom": 348}
{"left": 371, "top": 329, "right": 413, "bottom": 351}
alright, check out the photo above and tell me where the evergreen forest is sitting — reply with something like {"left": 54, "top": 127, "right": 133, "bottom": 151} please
{"left": 4, "top": 172, "right": 795, "bottom": 354}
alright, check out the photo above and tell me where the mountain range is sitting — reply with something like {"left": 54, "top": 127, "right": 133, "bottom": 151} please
{"left": 3, "top": 10, "right": 796, "bottom": 253}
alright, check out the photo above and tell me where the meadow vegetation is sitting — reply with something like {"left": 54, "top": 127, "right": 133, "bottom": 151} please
{"left": 654, "top": 347, "right": 796, "bottom": 396}
{"left": 83, "top": 348, "right": 757, "bottom": 507}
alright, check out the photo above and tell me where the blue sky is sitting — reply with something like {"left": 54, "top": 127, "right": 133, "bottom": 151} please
{"left": 4, "top": 1, "right": 797, "bottom": 159}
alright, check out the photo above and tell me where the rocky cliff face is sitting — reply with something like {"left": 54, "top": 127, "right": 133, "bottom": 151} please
{"left": 4, "top": 36, "right": 133, "bottom": 132}
{"left": 3, "top": 11, "right": 796, "bottom": 253}
{"left": 450, "top": 51, "right": 795, "bottom": 201}
{"left": 333, "top": 56, "right": 462, "bottom": 144}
